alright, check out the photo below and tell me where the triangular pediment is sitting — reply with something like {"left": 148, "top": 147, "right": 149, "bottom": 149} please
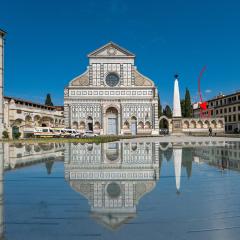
{"left": 88, "top": 42, "right": 135, "bottom": 58}
{"left": 91, "top": 212, "right": 135, "bottom": 230}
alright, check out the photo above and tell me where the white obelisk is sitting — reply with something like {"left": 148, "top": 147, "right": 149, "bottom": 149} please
{"left": 173, "top": 147, "right": 182, "bottom": 194}
{"left": 173, "top": 75, "right": 182, "bottom": 117}
{"left": 172, "top": 75, "right": 183, "bottom": 135}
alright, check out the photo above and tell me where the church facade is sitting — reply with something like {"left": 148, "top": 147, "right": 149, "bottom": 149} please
{"left": 64, "top": 42, "right": 159, "bottom": 135}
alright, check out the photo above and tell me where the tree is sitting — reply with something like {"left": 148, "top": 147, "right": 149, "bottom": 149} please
{"left": 184, "top": 88, "right": 192, "bottom": 117}
{"left": 180, "top": 89, "right": 192, "bottom": 117}
{"left": 158, "top": 94, "right": 163, "bottom": 118}
{"left": 13, "top": 132, "right": 21, "bottom": 139}
{"left": 163, "top": 105, "right": 172, "bottom": 118}
{"left": 181, "top": 99, "right": 185, "bottom": 117}
{"left": 182, "top": 148, "right": 193, "bottom": 179}
{"left": 163, "top": 148, "right": 173, "bottom": 162}
{"left": 45, "top": 93, "right": 54, "bottom": 106}
{"left": 45, "top": 160, "right": 54, "bottom": 175}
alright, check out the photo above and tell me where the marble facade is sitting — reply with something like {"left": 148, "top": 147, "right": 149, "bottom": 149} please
{"left": 64, "top": 42, "right": 159, "bottom": 135}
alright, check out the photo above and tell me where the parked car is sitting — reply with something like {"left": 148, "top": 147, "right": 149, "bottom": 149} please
{"left": 64, "top": 129, "right": 81, "bottom": 138}
{"left": 52, "top": 128, "right": 68, "bottom": 137}
{"left": 82, "top": 130, "right": 98, "bottom": 138}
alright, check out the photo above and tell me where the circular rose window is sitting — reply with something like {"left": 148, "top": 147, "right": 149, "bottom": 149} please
{"left": 105, "top": 73, "right": 119, "bottom": 87}
{"left": 106, "top": 182, "right": 121, "bottom": 198}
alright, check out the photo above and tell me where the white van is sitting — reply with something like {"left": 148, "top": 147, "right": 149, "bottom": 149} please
{"left": 34, "top": 127, "right": 61, "bottom": 138}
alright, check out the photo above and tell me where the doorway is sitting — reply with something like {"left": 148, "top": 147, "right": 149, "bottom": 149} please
{"left": 87, "top": 116, "right": 93, "bottom": 131}
{"left": 131, "top": 116, "right": 137, "bottom": 135}
{"left": 106, "top": 107, "right": 118, "bottom": 135}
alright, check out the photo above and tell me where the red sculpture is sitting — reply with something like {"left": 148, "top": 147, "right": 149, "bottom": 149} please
{"left": 198, "top": 66, "right": 211, "bottom": 118}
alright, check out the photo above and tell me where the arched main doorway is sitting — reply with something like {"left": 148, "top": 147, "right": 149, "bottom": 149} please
{"left": 106, "top": 107, "right": 118, "bottom": 135}
{"left": 105, "top": 143, "right": 119, "bottom": 162}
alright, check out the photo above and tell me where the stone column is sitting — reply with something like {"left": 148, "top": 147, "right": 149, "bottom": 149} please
{"left": 152, "top": 99, "right": 159, "bottom": 135}
{"left": 118, "top": 104, "right": 122, "bottom": 135}
{"left": 118, "top": 112, "right": 121, "bottom": 135}
{"left": 100, "top": 104, "right": 104, "bottom": 135}
{"left": 103, "top": 112, "right": 106, "bottom": 135}
{"left": 0, "top": 30, "right": 6, "bottom": 139}
{"left": 64, "top": 104, "right": 70, "bottom": 128}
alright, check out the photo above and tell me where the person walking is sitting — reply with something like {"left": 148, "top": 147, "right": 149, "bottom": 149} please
{"left": 209, "top": 127, "right": 212, "bottom": 137}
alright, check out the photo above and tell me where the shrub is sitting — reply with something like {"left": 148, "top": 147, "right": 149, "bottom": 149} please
{"left": 13, "top": 132, "right": 21, "bottom": 139}
{"left": 2, "top": 130, "right": 9, "bottom": 139}
{"left": 25, "top": 133, "right": 34, "bottom": 138}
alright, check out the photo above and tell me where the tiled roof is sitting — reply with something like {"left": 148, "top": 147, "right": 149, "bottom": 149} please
{"left": 4, "top": 96, "right": 63, "bottom": 110}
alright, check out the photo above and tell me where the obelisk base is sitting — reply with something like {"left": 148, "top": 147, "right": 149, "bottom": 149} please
{"left": 171, "top": 117, "right": 184, "bottom": 136}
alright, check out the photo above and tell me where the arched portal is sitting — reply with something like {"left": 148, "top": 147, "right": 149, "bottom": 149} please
{"left": 87, "top": 116, "right": 93, "bottom": 131}
{"left": 159, "top": 116, "right": 169, "bottom": 134}
{"left": 79, "top": 121, "right": 85, "bottom": 130}
{"left": 218, "top": 120, "right": 223, "bottom": 128}
{"left": 106, "top": 107, "right": 118, "bottom": 135}
{"left": 94, "top": 121, "right": 100, "bottom": 129}
{"left": 131, "top": 116, "right": 137, "bottom": 135}
{"left": 105, "top": 143, "right": 119, "bottom": 161}
{"left": 159, "top": 116, "right": 169, "bottom": 128}
{"left": 12, "top": 126, "right": 20, "bottom": 139}
{"left": 72, "top": 121, "right": 78, "bottom": 130}
{"left": 34, "top": 115, "right": 41, "bottom": 127}
{"left": 25, "top": 115, "right": 32, "bottom": 127}
{"left": 41, "top": 116, "right": 53, "bottom": 127}
{"left": 190, "top": 120, "right": 196, "bottom": 128}
{"left": 123, "top": 121, "right": 129, "bottom": 129}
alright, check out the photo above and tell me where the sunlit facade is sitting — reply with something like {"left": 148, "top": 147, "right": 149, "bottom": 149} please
{"left": 64, "top": 42, "right": 159, "bottom": 135}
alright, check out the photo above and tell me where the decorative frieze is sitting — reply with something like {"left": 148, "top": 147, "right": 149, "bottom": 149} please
{"left": 70, "top": 170, "right": 156, "bottom": 180}
{"left": 69, "top": 89, "right": 153, "bottom": 97}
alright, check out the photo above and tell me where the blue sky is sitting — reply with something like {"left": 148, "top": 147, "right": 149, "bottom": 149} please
{"left": 1, "top": 0, "right": 240, "bottom": 106}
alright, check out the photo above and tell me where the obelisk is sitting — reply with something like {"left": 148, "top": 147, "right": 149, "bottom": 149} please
{"left": 172, "top": 75, "right": 183, "bottom": 134}
{"left": 0, "top": 30, "right": 6, "bottom": 139}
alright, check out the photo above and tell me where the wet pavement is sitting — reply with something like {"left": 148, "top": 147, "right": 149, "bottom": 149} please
{"left": 1, "top": 140, "right": 240, "bottom": 239}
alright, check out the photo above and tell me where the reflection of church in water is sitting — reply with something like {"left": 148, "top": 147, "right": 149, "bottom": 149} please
{"left": 64, "top": 141, "right": 161, "bottom": 229}
{"left": 2, "top": 140, "right": 238, "bottom": 235}
{"left": 64, "top": 141, "right": 189, "bottom": 229}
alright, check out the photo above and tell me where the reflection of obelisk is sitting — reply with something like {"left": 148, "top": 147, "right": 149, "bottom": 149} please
{"left": 172, "top": 75, "right": 183, "bottom": 135}
{"left": 0, "top": 30, "right": 6, "bottom": 139}
{"left": 173, "top": 147, "right": 182, "bottom": 194}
